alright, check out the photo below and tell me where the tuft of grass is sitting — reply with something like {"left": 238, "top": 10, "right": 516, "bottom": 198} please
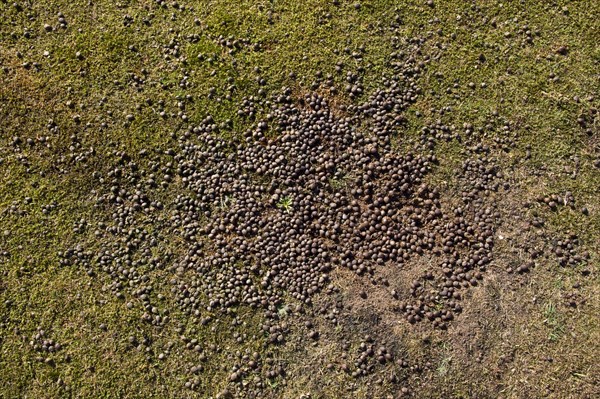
{"left": 437, "top": 356, "right": 453, "bottom": 377}
{"left": 543, "top": 302, "right": 566, "bottom": 342}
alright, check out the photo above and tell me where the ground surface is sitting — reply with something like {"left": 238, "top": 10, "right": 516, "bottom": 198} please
{"left": 1, "top": 1, "right": 599, "bottom": 398}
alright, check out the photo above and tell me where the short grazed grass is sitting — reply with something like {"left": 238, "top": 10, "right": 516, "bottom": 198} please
{"left": 1, "top": 0, "right": 599, "bottom": 398}
{"left": 543, "top": 302, "right": 565, "bottom": 341}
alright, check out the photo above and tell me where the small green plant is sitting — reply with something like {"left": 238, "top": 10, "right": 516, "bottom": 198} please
{"left": 267, "top": 378, "right": 280, "bottom": 389}
{"left": 543, "top": 302, "right": 565, "bottom": 341}
{"left": 218, "top": 195, "right": 234, "bottom": 210}
{"left": 276, "top": 196, "right": 293, "bottom": 213}
{"left": 277, "top": 304, "right": 290, "bottom": 318}
{"left": 437, "top": 356, "right": 453, "bottom": 377}
{"left": 329, "top": 172, "right": 352, "bottom": 191}
{"left": 329, "top": 177, "right": 345, "bottom": 190}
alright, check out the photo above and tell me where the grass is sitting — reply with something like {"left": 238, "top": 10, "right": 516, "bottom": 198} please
{"left": 543, "top": 302, "right": 565, "bottom": 342}
{"left": 1, "top": 0, "right": 599, "bottom": 397}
